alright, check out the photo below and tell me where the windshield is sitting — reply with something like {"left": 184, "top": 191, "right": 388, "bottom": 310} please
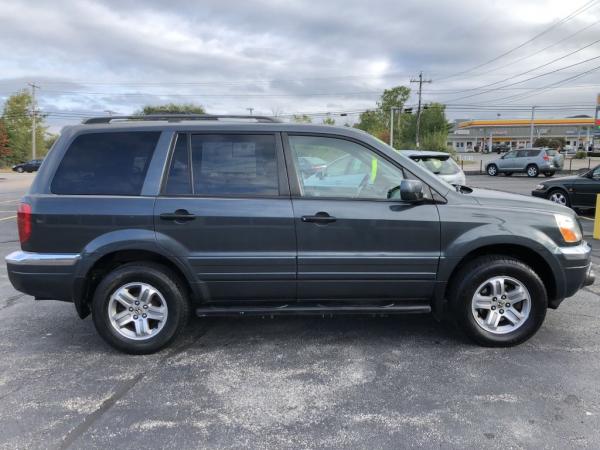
{"left": 411, "top": 156, "right": 460, "bottom": 175}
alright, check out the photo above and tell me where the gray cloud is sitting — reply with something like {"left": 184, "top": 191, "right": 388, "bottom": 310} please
{"left": 1, "top": 0, "right": 599, "bottom": 130}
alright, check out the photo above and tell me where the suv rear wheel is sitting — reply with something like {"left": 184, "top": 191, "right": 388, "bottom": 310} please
{"left": 449, "top": 255, "right": 547, "bottom": 346}
{"left": 92, "top": 262, "right": 190, "bottom": 354}
{"left": 526, "top": 164, "right": 539, "bottom": 177}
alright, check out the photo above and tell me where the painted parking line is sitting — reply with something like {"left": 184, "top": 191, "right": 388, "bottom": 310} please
{"left": 0, "top": 199, "right": 19, "bottom": 204}
{"left": 579, "top": 216, "right": 594, "bottom": 221}
{"left": 0, "top": 215, "right": 16, "bottom": 221}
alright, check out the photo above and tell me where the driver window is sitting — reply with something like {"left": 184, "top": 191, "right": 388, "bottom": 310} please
{"left": 504, "top": 151, "right": 517, "bottom": 159}
{"left": 288, "top": 135, "right": 404, "bottom": 199}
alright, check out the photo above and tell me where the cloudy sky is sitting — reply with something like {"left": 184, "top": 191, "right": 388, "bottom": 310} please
{"left": 1, "top": 0, "right": 599, "bottom": 130}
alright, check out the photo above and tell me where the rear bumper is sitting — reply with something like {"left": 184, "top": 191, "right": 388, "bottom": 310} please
{"left": 5, "top": 251, "right": 80, "bottom": 301}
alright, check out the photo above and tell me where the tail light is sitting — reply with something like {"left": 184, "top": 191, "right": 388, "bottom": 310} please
{"left": 17, "top": 202, "right": 32, "bottom": 244}
{"left": 543, "top": 155, "right": 550, "bottom": 161}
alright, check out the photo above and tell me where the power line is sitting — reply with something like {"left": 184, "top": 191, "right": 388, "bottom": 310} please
{"left": 443, "top": 54, "right": 600, "bottom": 103}
{"left": 433, "top": 36, "right": 600, "bottom": 97}
{"left": 476, "top": 62, "right": 600, "bottom": 105}
{"left": 435, "top": 0, "right": 599, "bottom": 81}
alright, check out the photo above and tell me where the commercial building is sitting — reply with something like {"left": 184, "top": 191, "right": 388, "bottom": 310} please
{"left": 447, "top": 117, "right": 596, "bottom": 152}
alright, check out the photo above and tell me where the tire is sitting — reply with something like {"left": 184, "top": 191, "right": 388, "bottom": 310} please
{"left": 504, "top": 172, "right": 513, "bottom": 176}
{"left": 547, "top": 188, "right": 570, "bottom": 207}
{"left": 526, "top": 164, "right": 539, "bottom": 177}
{"left": 449, "top": 255, "right": 547, "bottom": 347}
{"left": 487, "top": 164, "right": 498, "bottom": 176}
{"left": 16, "top": 167, "right": 23, "bottom": 173}
{"left": 92, "top": 262, "right": 190, "bottom": 354}
{"left": 543, "top": 172, "right": 554, "bottom": 177}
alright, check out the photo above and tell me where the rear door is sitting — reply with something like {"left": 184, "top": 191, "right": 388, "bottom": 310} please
{"left": 154, "top": 132, "right": 296, "bottom": 302}
{"left": 284, "top": 133, "right": 441, "bottom": 302}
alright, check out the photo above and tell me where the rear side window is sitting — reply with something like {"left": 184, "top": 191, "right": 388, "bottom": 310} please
{"left": 163, "top": 134, "right": 279, "bottom": 196}
{"left": 51, "top": 132, "right": 160, "bottom": 195}
{"left": 526, "top": 150, "right": 541, "bottom": 157}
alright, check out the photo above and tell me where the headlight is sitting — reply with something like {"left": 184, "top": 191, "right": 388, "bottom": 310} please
{"left": 555, "top": 214, "right": 582, "bottom": 243}
{"left": 535, "top": 184, "right": 545, "bottom": 190}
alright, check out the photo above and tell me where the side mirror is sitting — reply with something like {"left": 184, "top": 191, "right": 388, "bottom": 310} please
{"left": 400, "top": 179, "right": 424, "bottom": 202}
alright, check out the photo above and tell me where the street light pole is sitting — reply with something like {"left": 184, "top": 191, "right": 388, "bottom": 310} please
{"left": 529, "top": 106, "right": 536, "bottom": 147}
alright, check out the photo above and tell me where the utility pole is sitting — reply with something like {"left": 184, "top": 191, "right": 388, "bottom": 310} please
{"left": 529, "top": 106, "right": 536, "bottom": 147}
{"left": 389, "top": 107, "right": 401, "bottom": 149}
{"left": 246, "top": 107, "right": 254, "bottom": 116}
{"left": 28, "top": 83, "right": 40, "bottom": 160}
{"left": 410, "top": 71, "right": 432, "bottom": 149}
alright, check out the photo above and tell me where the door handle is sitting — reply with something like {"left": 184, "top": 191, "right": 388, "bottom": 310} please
{"left": 301, "top": 212, "right": 337, "bottom": 224}
{"left": 160, "top": 209, "right": 196, "bottom": 222}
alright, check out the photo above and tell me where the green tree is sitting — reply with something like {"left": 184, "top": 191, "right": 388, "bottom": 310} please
{"left": 354, "top": 86, "right": 411, "bottom": 145}
{"left": 398, "top": 103, "right": 450, "bottom": 151}
{"left": 138, "top": 103, "right": 205, "bottom": 115}
{"left": 44, "top": 133, "right": 59, "bottom": 152}
{"left": 292, "top": 114, "right": 312, "bottom": 123}
{"left": 0, "top": 120, "right": 10, "bottom": 165}
{"left": 322, "top": 117, "right": 335, "bottom": 125}
{"left": 1, "top": 90, "right": 47, "bottom": 164}
{"left": 548, "top": 137, "right": 566, "bottom": 150}
{"left": 533, "top": 137, "right": 550, "bottom": 147}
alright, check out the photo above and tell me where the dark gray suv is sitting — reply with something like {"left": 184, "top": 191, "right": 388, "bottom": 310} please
{"left": 5, "top": 115, "right": 594, "bottom": 354}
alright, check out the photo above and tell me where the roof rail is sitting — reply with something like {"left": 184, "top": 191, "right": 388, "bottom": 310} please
{"left": 81, "top": 114, "right": 282, "bottom": 124}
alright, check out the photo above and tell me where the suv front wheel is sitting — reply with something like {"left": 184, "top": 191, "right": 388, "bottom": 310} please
{"left": 92, "top": 262, "right": 190, "bottom": 354}
{"left": 449, "top": 255, "right": 547, "bottom": 346}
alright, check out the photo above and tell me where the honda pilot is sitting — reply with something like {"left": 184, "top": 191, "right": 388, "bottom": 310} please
{"left": 5, "top": 115, "right": 594, "bottom": 354}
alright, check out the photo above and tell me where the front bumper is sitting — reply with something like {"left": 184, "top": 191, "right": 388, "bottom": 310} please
{"left": 5, "top": 251, "right": 80, "bottom": 301}
{"left": 552, "top": 241, "right": 594, "bottom": 307}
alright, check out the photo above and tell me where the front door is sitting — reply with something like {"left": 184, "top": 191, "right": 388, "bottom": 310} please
{"left": 155, "top": 132, "right": 296, "bottom": 302}
{"left": 284, "top": 134, "right": 441, "bottom": 302}
{"left": 572, "top": 166, "right": 600, "bottom": 207}
{"left": 499, "top": 150, "right": 519, "bottom": 171}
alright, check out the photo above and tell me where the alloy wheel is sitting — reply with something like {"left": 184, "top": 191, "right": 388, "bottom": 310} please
{"left": 549, "top": 191, "right": 567, "bottom": 206}
{"left": 471, "top": 276, "right": 531, "bottom": 335}
{"left": 108, "top": 282, "right": 168, "bottom": 340}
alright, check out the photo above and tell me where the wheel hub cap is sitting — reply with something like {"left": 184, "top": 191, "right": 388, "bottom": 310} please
{"left": 471, "top": 276, "right": 531, "bottom": 335}
{"left": 108, "top": 282, "right": 168, "bottom": 341}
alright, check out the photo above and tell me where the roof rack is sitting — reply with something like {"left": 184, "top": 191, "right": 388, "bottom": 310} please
{"left": 82, "top": 114, "right": 282, "bottom": 124}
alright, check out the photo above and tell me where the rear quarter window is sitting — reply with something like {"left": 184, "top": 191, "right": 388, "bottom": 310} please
{"left": 51, "top": 132, "right": 160, "bottom": 195}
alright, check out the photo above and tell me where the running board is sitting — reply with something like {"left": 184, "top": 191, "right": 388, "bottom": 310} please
{"left": 195, "top": 303, "right": 431, "bottom": 317}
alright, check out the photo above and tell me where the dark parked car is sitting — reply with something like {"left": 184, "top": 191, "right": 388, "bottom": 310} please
{"left": 532, "top": 165, "right": 600, "bottom": 209}
{"left": 12, "top": 159, "right": 43, "bottom": 173}
{"left": 5, "top": 115, "right": 594, "bottom": 354}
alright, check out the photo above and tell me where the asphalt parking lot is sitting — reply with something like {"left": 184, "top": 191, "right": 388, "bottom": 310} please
{"left": 1, "top": 172, "right": 600, "bottom": 449}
